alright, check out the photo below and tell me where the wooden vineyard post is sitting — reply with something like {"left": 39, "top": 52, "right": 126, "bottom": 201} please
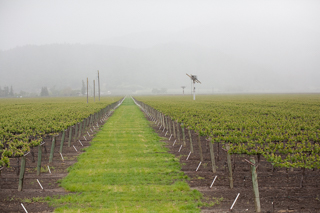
{"left": 82, "top": 119, "right": 86, "bottom": 133}
{"left": 226, "top": 144, "right": 233, "bottom": 189}
{"left": 168, "top": 118, "right": 172, "bottom": 135}
{"left": 164, "top": 116, "right": 167, "bottom": 131}
{"left": 181, "top": 123, "right": 186, "bottom": 146}
{"left": 250, "top": 157, "right": 261, "bottom": 212}
{"left": 74, "top": 123, "right": 78, "bottom": 142}
{"left": 188, "top": 129, "right": 194, "bottom": 153}
{"left": 162, "top": 114, "right": 165, "bottom": 128}
{"left": 165, "top": 116, "right": 169, "bottom": 131}
{"left": 49, "top": 136, "right": 56, "bottom": 163}
{"left": 78, "top": 122, "right": 82, "bottom": 139}
{"left": 84, "top": 118, "right": 88, "bottom": 131}
{"left": 159, "top": 113, "right": 163, "bottom": 126}
{"left": 59, "top": 130, "right": 66, "bottom": 154}
{"left": 177, "top": 122, "right": 181, "bottom": 144}
{"left": 37, "top": 145, "right": 42, "bottom": 176}
{"left": 208, "top": 138, "right": 216, "bottom": 173}
{"left": 89, "top": 115, "right": 92, "bottom": 127}
{"left": 172, "top": 121, "right": 176, "bottom": 139}
{"left": 197, "top": 132, "right": 203, "bottom": 162}
{"left": 158, "top": 113, "right": 161, "bottom": 126}
{"left": 156, "top": 112, "right": 159, "bottom": 123}
{"left": 85, "top": 118, "right": 88, "bottom": 132}
{"left": 160, "top": 114, "right": 162, "bottom": 127}
{"left": 18, "top": 156, "right": 26, "bottom": 191}
{"left": 68, "top": 126, "right": 73, "bottom": 147}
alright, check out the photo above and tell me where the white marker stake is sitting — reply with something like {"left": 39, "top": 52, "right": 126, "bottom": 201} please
{"left": 83, "top": 136, "right": 87, "bottom": 141}
{"left": 162, "top": 127, "right": 165, "bottom": 132}
{"left": 59, "top": 152, "right": 64, "bottom": 161}
{"left": 169, "top": 134, "right": 172, "bottom": 140}
{"left": 37, "top": 179, "right": 44, "bottom": 190}
{"left": 178, "top": 145, "right": 183, "bottom": 152}
{"left": 73, "top": 145, "right": 78, "bottom": 152}
{"left": 47, "top": 165, "right": 51, "bottom": 174}
{"left": 159, "top": 125, "right": 162, "bottom": 130}
{"left": 230, "top": 193, "right": 240, "bottom": 210}
{"left": 165, "top": 131, "right": 168, "bottom": 136}
{"left": 172, "top": 139, "right": 177, "bottom": 146}
{"left": 87, "top": 132, "right": 91, "bottom": 137}
{"left": 78, "top": 140, "right": 83, "bottom": 146}
{"left": 210, "top": 176, "right": 218, "bottom": 188}
{"left": 196, "top": 162, "right": 202, "bottom": 171}
{"left": 186, "top": 151, "right": 192, "bottom": 160}
{"left": 21, "top": 203, "right": 28, "bottom": 213}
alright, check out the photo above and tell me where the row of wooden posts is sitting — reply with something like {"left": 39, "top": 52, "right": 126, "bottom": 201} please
{"left": 133, "top": 98, "right": 261, "bottom": 213}
{"left": 16, "top": 98, "right": 124, "bottom": 192}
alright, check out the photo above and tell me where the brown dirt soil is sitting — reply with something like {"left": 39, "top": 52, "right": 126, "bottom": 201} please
{"left": 149, "top": 117, "right": 320, "bottom": 213}
{"left": 2, "top": 110, "right": 319, "bottom": 213}
{"left": 0, "top": 122, "right": 106, "bottom": 213}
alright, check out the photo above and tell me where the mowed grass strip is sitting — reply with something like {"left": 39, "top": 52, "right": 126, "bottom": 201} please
{"left": 50, "top": 98, "right": 203, "bottom": 212}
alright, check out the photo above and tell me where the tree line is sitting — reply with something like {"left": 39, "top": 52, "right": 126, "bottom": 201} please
{"left": 0, "top": 86, "right": 14, "bottom": 97}
{"left": 1, "top": 80, "right": 88, "bottom": 98}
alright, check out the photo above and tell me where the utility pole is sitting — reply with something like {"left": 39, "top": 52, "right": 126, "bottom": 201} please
{"left": 86, "top": 78, "right": 88, "bottom": 104}
{"left": 97, "top": 70, "right": 100, "bottom": 101}
{"left": 93, "top": 80, "right": 95, "bottom": 102}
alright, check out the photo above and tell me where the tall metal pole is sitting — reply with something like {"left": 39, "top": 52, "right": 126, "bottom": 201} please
{"left": 86, "top": 78, "right": 88, "bottom": 104}
{"left": 98, "top": 70, "right": 100, "bottom": 101}
{"left": 193, "top": 81, "right": 196, "bottom": 100}
{"left": 93, "top": 80, "right": 95, "bottom": 102}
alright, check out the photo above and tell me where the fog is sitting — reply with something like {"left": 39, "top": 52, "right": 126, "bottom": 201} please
{"left": 1, "top": 0, "right": 320, "bottom": 95}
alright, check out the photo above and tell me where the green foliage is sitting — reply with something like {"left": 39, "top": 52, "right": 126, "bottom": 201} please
{"left": 136, "top": 94, "right": 320, "bottom": 169}
{"left": 0, "top": 97, "right": 121, "bottom": 167}
{"left": 49, "top": 98, "right": 205, "bottom": 212}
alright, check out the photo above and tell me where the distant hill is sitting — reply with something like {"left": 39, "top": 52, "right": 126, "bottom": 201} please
{"left": 0, "top": 43, "right": 318, "bottom": 95}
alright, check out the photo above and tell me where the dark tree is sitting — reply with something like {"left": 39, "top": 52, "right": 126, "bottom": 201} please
{"left": 3, "top": 86, "right": 9, "bottom": 97}
{"left": 40, "top": 87, "right": 49, "bottom": 96}
{"left": 9, "top": 86, "right": 14, "bottom": 96}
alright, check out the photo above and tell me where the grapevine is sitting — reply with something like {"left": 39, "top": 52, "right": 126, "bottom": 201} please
{"left": 0, "top": 97, "right": 121, "bottom": 167}
{"left": 135, "top": 95, "right": 320, "bottom": 169}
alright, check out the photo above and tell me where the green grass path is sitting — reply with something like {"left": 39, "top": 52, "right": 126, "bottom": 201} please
{"left": 51, "top": 98, "right": 202, "bottom": 212}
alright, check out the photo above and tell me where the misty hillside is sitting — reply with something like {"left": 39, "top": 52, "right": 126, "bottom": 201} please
{"left": 0, "top": 43, "right": 317, "bottom": 94}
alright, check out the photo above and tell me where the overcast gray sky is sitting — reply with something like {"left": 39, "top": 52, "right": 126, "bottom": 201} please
{"left": 1, "top": 0, "right": 319, "bottom": 50}
{"left": 1, "top": 0, "right": 320, "bottom": 93}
